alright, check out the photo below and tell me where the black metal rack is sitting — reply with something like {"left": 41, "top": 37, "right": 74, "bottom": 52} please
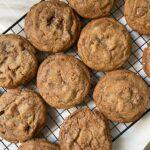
{"left": 0, "top": 0, "right": 150, "bottom": 149}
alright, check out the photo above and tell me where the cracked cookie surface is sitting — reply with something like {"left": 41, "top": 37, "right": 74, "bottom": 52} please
{"left": 59, "top": 108, "right": 111, "bottom": 150}
{"left": 68, "top": 0, "right": 115, "bottom": 19}
{"left": 19, "top": 139, "right": 60, "bottom": 150}
{"left": 125, "top": 0, "right": 150, "bottom": 35}
{"left": 0, "top": 34, "right": 38, "bottom": 88}
{"left": 93, "top": 70, "right": 149, "bottom": 123}
{"left": 0, "top": 89, "right": 47, "bottom": 143}
{"left": 25, "top": 0, "right": 81, "bottom": 53}
{"left": 37, "top": 54, "right": 90, "bottom": 109}
{"left": 143, "top": 44, "right": 150, "bottom": 76}
{"left": 78, "top": 18, "right": 131, "bottom": 71}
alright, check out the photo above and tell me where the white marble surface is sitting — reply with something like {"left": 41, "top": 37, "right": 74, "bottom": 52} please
{"left": 0, "top": 0, "right": 40, "bottom": 33}
{"left": 112, "top": 112, "right": 150, "bottom": 150}
{"left": 0, "top": 1, "right": 150, "bottom": 150}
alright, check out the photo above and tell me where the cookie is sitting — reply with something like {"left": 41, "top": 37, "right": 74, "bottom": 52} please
{"left": 93, "top": 70, "right": 149, "bottom": 123}
{"left": 68, "top": 0, "right": 115, "bottom": 19}
{"left": 0, "top": 89, "right": 47, "bottom": 143}
{"left": 59, "top": 108, "right": 111, "bottom": 150}
{"left": 19, "top": 139, "right": 60, "bottom": 150}
{"left": 142, "top": 44, "right": 150, "bottom": 76}
{"left": 78, "top": 18, "right": 131, "bottom": 71}
{"left": 25, "top": 0, "right": 81, "bottom": 53}
{"left": 37, "top": 53, "right": 90, "bottom": 109}
{"left": 0, "top": 34, "right": 38, "bottom": 88}
{"left": 124, "top": 0, "right": 150, "bottom": 35}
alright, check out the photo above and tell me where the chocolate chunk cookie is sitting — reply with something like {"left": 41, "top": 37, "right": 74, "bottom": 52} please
{"left": 93, "top": 70, "right": 149, "bottom": 123}
{"left": 68, "top": 0, "right": 115, "bottom": 19}
{"left": 142, "top": 44, "right": 150, "bottom": 76}
{"left": 37, "top": 54, "right": 90, "bottom": 109}
{"left": 124, "top": 0, "right": 150, "bottom": 35}
{"left": 19, "top": 139, "right": 60, "bottom": 150}
{"left": 59, "top": 108, "right": 111, "bottom": 150}
{"left": 0, "top": 89, "right": 47, "bottom": 143}
{"left": 0, "top": 34, "right": 38, "bottom": 88}
{"left": 78, "top": 18, "right": 131, "bottom": 71}
{"left": 25, "top": 0, "right": 81, "bottom": 53}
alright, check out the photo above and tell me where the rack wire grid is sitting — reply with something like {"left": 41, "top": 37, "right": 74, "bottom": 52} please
{"left": 0, "top": 0, "right": 150, "bottom": 149}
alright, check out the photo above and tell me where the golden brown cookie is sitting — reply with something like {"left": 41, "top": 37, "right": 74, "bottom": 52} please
{"left": 25, "top": 0, "right": 81, "bottom": 53}
{"left": 142, "top": 44, "right": 150, "bottom": 76}
{"left": 93, "top": 70, "right": 149, "bottom": 123}
{"left": 0, "top": 89, "right": 47, "bottom": 143}
{"left": 68, "top": 0, "right": 115, "bottom": 19}
{"left": 0, "top": 34, "right": 38, "bottom": 88}
{"left": 37, "top": 53, "right": 90, "bottom": 109}
{"left": 124, "top": 0, "right": 150, "bottom": 35}
{"left": 78, "top": 18, "right": 131, "bottom": 72}
{"left": 19, "top": 139, "right": 60, "bottom": 150}
{"left": 59, "top": 108, "right": 111, "bottom": 150}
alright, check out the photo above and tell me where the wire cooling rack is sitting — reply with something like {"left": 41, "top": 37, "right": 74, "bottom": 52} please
{"left": 0, "top": 0, "right": 150, "bottom": 149}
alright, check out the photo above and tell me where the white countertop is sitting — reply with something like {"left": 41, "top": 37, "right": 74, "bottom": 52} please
{"left": 113, "top": 112, "right": 150, "bottom": 150}
{"left": 0, "top": 0, "right": 40, "bottom": 33}
{"left": 0, "top": 1, "right": 150, "bottom": 150}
